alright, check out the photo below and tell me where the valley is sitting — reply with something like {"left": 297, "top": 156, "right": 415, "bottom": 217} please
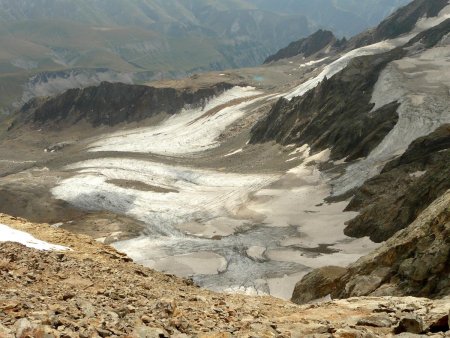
{"left": 2, "top": 1, "right": 449, "bottom": 299}
{"left": 0, "top": 77, "right": 381, "bottom": 299}
{"left": 0, "top": 0, "right": 449, "bottom": 336}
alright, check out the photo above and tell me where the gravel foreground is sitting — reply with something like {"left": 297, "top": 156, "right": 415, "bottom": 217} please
{"left": 0, "top": 213, "right": 449, "bottom": 338}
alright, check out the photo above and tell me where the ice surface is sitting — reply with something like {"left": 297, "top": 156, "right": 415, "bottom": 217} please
{"left": 88, "top": 86, "right": 264, "bottom": 155}
{"left": 52, "top": 140, "right": 380, "bottom": 299}
{"left": 0, "top": 223, "right": 69, "bottom": 251}
{"left": 52, "top": 149, "right": 379, "bottom": 299}
{"left": 52, "top": 158, "right": 277, "bottom": 237}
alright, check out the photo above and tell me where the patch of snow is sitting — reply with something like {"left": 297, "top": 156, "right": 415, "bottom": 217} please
{"left": 224, "top": 148, "right": 243, "bottom": 157}
{"left": 410, "top": 171, "right": 427, "bottom": 178}
{"left": 415, "top": 4, "right": 450, "bottom": 31}
{"left": 0, "top": 160, "right": 36, "bottom": 164}
{"left": 266, "top": 272, "right": 310, "bottom": 300}
{"left": 299, "top": 57, "right": 329, "bottom": 68}
{"left": 289, "top": 144, "right": 309, "bottom": 156}
{"left": 175, "top": 217, "right": 245, "bottom": 239}
{"left": 284, "top": 39, "right": 405, "bottom": 100}
{"left": 223, "top": 284, "right": 269, "bottom": 297}
{"left": 88, "top": 86, "right": 264, "bottom": 155}
{"left": 0, "top": 224, "right": 69, "bottom": 251}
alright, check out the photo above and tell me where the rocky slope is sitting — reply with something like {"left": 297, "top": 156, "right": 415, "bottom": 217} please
{"left": 262, "top": 0, "right": 450, "bottom": 63}
{"left": 253, "top": 0, "right": 450, "bottom": 305}
{"left": 264, "top": 30, "right": 339, "bottom": 64}
{"left": 1, "top": 214, "right": 450, "bottom": 337}
{"left": 350, "top": 0, "right": 450, "bottom": 47}
{"left": 292, "top": 189, "right": 450, "bottom": 305}
{"left": 251, "top": 47, "right": 403, "bottom": 161}
{"left": 345, "top": 125, "right": 450, "bottom": 242}
{"left": 9, "top": 82, "right": 233, "bottom": 129}
{"left": 0, "top": 0, "right": 449, "bottom": 329}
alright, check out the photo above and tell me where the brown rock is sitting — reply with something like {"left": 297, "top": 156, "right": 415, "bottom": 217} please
{"left": 14, "top": 318, "right": 33, "bottom": 338}
{"left": 394, "top": 315, "right": 425, "bottom": 334}
{"left": 291, "top": 266, "right": 347, "bottom": 304}
{"left": 428, "top": 313, "right": 449, "bottom": 333}
{"left": 356, "top": 315, "right": 395, "bottom": 328}
{"left": 133, "top": 326, "right": 169, "bottom": 338}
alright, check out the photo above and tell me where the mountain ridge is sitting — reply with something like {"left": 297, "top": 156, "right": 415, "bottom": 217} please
{"left": 0, "top": 0, "right": 410, "bottom": 114}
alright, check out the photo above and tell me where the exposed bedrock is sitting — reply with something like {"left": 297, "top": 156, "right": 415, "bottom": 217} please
{"left": 251, "top": 48, "right": 404, "bottom": 161}
{"left": 10, "top": 81, "right": 233, "bottom": 129}
{"left": 264, "top": 29, "right": 338, "bottom": 64}
{"left": 345, "top": 124, "right": 450, "bottom": 242}
{"left": 350, "top": 0, "right": 450, "bottom": 47}
{"left": 292, "top": 189, "right": 450, "bottom": 304}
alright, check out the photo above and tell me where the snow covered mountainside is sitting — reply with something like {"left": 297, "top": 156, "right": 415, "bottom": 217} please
{"left": 0, "top": 0, "right": 449, "bottom": 303}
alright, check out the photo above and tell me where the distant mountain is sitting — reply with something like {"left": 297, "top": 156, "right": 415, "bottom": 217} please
{"left": 265, "top": 0, "right": 449, "bottom": 63}
{"left": 0, "top": 0, "right": 410, "bottom": 114}
{"left": 264, "top": 30, "right": 339, "bottom": 64}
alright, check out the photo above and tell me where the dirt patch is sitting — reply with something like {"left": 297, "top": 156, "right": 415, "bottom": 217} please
{"left": 107, "top": 179, "right": 179, "bottom": 193}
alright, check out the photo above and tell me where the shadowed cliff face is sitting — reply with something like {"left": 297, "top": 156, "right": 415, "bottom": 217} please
{"left": 264, "top": 30, "right": 337, "bottom": 64}
{"left": 10, "top": 82, "right": 233, "bottom": 129}
{"left": 345, "top": 125, "right": 450, "bottom": 242}
{"left": 251, "top": 48, "right": 404, "bottom": 161}
{"left": 293, "top": 189, "right": 450, "bottom": 304}
{"left": 350, "top": 0, "right": 450, "bottom": 47}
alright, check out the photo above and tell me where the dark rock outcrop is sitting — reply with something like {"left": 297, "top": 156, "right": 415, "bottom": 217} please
{"left": 11, "top": 82, "right": 233, "bottom": 129}
{"left": 345, "top": 125, "right": 450, "bottom": 242}
{"left": 264, "top": 30, "right": 337, "bottom": 64}
{"left": 350, "top": 0, "right": 449, "bottom": 48}
{"left": 263, "top": 0, "right": 449, "bottom": 64}
{"left": 292, "top": 190, "right": 450, "bottom": 303}
{"left": 405, "top": 17, "right": 450, "bottom": 48}
{"left": 251, "top": 48, "right": 404, "bottom": 161}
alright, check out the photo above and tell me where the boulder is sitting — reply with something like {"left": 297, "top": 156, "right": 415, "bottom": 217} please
{"left": 291, "top": 266, "right": 347, "bottom": 304}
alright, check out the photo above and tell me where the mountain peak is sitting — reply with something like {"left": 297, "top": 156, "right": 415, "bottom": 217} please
{"left": 264, "top": 29, "right": 337, "bottom": 64}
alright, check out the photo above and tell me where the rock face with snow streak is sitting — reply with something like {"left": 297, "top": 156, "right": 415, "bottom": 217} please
{"left": 251, "top": 13, "right": 450, "bottom": 165}
{"left": 293, "top": 189, "right": 450, "bottom": 303}
{"left": 10, "top": 81, "right": 233, "bottom": 129}
{"left": 252, "top": 0, "right": 450, "bottom": 302}
{"left": 251, "top": 47, "right": 403, "bottom": 161}
{"left": 345, "top": 125, "right": 450, "bottom": 242}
